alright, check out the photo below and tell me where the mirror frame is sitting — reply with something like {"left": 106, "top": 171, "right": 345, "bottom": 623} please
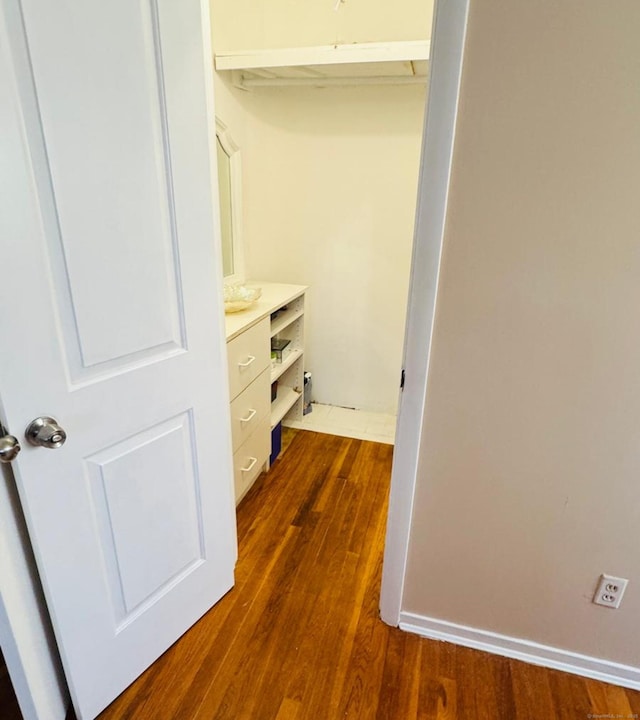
{"left": 215, "top": 118, "right": 245, "bottom": 285}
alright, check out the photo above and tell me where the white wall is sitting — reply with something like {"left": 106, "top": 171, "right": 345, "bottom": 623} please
{"left": 211, "top": 0, "right": 430, "bottom": 413}
{"left": 402, "top": 0, "right": 640, "bottom": 669}
{"left": 242, "top": 84, "right": 425, "bottom": 413}
{"left": 214, "top": 80, "right": 425, "bottom": 414}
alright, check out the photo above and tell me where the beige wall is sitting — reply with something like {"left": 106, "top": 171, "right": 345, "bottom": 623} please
{"left": 211, "top": 0, "right": 433, "bottom": 51}
{"left": 403, "top": 0, "right": 640, "bottom": 666}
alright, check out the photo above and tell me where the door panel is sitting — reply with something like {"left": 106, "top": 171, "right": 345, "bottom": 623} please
{"left": 20, "top": 0, "right": 187, "bottom": 376}
{"left": 0, "top": 1, "right": 236, "bottom": 718}
{"left": 86, "top": 412, "right": 204, "bottom": 623}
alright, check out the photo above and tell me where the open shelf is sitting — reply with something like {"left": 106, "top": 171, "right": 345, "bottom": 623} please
{"left": 215, "top": 40, "right": 430, "bottom": 89}
{"left": 271, "top": 387, "right": 301, "bottom": 428}
{"left": 271, "top": 349, "right": 303, "bottom": 383}
{"left": 271, "top": 306, "right": 304, "bottom": 337}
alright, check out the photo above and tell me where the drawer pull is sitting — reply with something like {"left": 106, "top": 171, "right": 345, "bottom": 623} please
{"left": 240, "top": 408, "right": 257, "bottom": 424}
{"left": 238, "top": 355, "right": 256, "bottom": 368}
{"left": 241, "top": 457, "right": 258, "bottom": 473}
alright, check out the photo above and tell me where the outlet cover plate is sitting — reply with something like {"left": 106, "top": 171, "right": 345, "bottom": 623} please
{"left": 593, "top": 574, "right": 629, "bottom": 609}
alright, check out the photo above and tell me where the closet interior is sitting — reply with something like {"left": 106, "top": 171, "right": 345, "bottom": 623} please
{"left": 211, "top": 0, "right": 433, "bottom": 502}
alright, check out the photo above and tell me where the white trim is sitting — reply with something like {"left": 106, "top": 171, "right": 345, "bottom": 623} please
{"left": 399, "top": 612, "right": 640, "bottom": 691}
{"left": 215, "top": 40, "right": 430, "bottom": 71}
{"left": 236, "top": 75, "right": 427, "bottom": 89}
{"left": 0, "top": 5, "right": 69, "bottom": 717}
{"left": 216, "top": 41, "right": 430, "bottom": 89}
{"left": 215, "top": 119, "right": 245, "bottom": 285}
{"left": 379, "top": 0, "right": 471, "bottom": 626}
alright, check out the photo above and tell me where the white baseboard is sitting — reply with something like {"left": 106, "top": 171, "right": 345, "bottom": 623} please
{"left": 399, "top": 611, "right": 640, "bottom": 691}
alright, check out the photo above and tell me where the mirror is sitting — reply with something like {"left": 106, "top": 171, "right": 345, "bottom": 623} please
{"left": 215, "top": 119, "right": 244, "bottom": 284}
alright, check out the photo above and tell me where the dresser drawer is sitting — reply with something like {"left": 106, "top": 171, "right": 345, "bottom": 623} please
{"left": 227, "top": 318, "right": 270, "bottom": 400}
{"left": 229, "top": 368, "right": 270, "bottom": 453}
{"left": 233, "top": 417, "right": 270, "bottom": 503}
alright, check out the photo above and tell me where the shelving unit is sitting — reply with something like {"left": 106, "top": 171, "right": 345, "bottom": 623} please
{"left": 215, "top": 40, "right": 430, "bottom": 89}
{"left": 269, "top": 293, "right": 305, "bottom": 429}
{"left": 224, "top": 282, "right": 307, "bottom": 502}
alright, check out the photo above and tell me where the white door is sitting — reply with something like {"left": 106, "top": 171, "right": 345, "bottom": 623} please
{"left": 0, "top": 1, "right": 236, "bottom": 719}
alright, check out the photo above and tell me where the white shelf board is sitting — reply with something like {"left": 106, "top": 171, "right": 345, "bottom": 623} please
{"left": 215, "top": 40, "right": 430, "bottom": 89}
{"left": 271, "top": 348, "right": 303, "bottom": 383}
{"left": 271, "top": 307, "right": 304, "bottom": 338}
{"left": 271, "top": 387, "right": 301, "bottom": 428}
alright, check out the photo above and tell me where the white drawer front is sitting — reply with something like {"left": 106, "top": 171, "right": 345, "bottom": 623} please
{"left": 227, "top": 318, "right": 270, "bottom": 400}
{"left": 233, "top": 417, "right": 270, "bottom": 503}
{"left": 229, "top": 368, "right": 270, "bottom": 453}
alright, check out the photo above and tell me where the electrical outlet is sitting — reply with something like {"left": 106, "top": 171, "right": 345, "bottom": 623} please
{"left": 593, "top": 574, "right": 629, "bottom": 609}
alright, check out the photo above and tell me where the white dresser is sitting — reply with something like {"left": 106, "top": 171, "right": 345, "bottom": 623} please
{"left": 225, "top": 282, "right": 307, "bottom": 503}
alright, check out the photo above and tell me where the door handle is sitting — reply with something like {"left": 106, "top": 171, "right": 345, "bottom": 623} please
{"left": 25, "top": 416, "right": 67, "bottom": 449}
{"left": 238, "top": 355, "right": 256, "bottom": 368}
{"left": 0, "top": 424, "right": 21, "bottom": 463}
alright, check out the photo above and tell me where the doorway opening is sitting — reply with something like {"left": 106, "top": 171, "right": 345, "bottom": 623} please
{"left": 214, "top": 83, "right": 427, "bottom": 454}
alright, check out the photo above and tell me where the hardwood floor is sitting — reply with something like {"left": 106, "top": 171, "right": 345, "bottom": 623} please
{"left": 91, "top": 429, "right": 640, "bottom": 719}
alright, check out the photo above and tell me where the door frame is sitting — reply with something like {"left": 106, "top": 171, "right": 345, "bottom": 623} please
{"left": 379, "top": 0, "right": 471, "bottom": 624}
{"left": 0, "top": 2, "right": 69, "bottom": 715}
{"left": 0, "top": 463, "right": 68, "bottom": 720}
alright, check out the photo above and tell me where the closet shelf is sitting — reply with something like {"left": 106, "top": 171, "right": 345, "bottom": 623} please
{"left": 271, "top": 349, "right": 303, "bottom": 383}
{"left": 271, "top": 387, "right": 301, "bottom": 428}
{"left": 214, "top": 40, "right": 430, "bottom": 89}
{"left": 271, "top": 306, "right": 304, "bottom": 338}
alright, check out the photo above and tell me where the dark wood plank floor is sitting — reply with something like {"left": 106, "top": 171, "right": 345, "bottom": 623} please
{"left": 90, "top": 429, "right": 640, "bottom": 719}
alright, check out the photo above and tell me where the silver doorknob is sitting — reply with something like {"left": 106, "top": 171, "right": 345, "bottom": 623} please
{"left": 25, "top": 416, "right": 67, "bottom": 449}
{"left": 0, "top": 431, "right": 21, "bottom": 463}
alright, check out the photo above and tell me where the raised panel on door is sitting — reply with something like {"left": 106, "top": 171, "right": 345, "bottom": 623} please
{"left": 20, "top": 0, "right": 189, "bottom": 379}
{"left": 86, "top": 413, "right": 205, "bottom": 625}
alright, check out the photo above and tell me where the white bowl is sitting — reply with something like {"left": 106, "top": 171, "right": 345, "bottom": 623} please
{"left": 224, "top": 285, "right": 262, "bottom": 313}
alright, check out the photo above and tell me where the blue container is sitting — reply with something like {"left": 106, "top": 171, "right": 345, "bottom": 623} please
{"left": 270, "top": 422, "right": 282, "bottom": 464}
